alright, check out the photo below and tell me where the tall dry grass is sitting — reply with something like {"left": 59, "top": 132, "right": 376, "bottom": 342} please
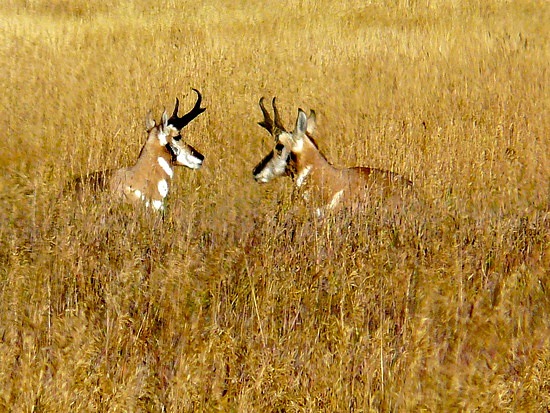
{"left": 1, "top": 0, "right": 549, "bottom": 411}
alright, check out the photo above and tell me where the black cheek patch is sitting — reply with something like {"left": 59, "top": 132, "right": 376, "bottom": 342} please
{"left": 165, "top": 143, "right": 178, "bottom": 161}
{"left": 196, "top": 151, "right": 205, "bottom": 162}
{"left": 253, "top": 150, "right": 274, "bottom": 175}
{"left": 189, "top": 145, "right": 204, "bottom": 162}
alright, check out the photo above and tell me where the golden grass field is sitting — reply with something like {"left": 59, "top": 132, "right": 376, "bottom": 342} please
{"left": 1, "top": 0, "right": 549, "bottom": 411}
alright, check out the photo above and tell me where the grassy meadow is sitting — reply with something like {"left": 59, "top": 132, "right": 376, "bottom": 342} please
{"left": 1, "top": 0, "right": 549, "bottom": 411}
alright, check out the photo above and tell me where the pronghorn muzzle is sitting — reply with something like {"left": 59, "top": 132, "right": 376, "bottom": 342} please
{"left": 167, "top": 141, "right": 204, "bottom": 170}
{"left": 253, "top": 143, "right": 290, "bottom": 183}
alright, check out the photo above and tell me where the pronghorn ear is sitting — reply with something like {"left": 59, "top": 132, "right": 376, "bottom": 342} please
{"left": 306, "top": 110, "right": 317, "bottom": 135}
{"left": 145, "top": 111, "right": 156, "bottom": 131}
{"left": 295, "top": 109, "right": 308, "bottom": 136}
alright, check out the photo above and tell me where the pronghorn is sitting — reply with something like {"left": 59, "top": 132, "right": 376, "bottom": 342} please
{"left": 252, "top": 97, "right": 413, "bottom": 216}
{"left": 73, "top": 89, "right": 206, "bottom": 211}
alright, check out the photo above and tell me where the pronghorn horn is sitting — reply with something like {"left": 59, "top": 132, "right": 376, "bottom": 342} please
{"left": 272, "top": 97, "right": 286, "bottom": 132}
{"left": 168, "top": 88, "right": 206, "bottom": 130}
{"left": 258, "top": 97, "right": 274, "bottom": 133}
{"left": 172, "top": 97, "right": 180, "bottom": 119}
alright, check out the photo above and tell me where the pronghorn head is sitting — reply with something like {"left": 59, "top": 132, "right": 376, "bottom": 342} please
{"left": 166, "top": 88, "right": 206, "bottom": 169}
{"left": 145, "top": 109, "right": 204, "bottom": 170}
{"left": 144, "top": 89, "right": 206, "bottom": 170}
{"left": 252, "top": 97, "right": 316, "bottom": 183}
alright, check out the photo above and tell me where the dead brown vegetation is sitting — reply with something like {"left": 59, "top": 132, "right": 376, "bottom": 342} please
{"left": 1, "top": 0, "right": 549, "bottom": 411}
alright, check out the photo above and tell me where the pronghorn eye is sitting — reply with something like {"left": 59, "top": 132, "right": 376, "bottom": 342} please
{"left": 275, "top": 143, "right": 284, "bottom": 154}
{"left": 173, "top": 134, "right": 182, "bottom": 141}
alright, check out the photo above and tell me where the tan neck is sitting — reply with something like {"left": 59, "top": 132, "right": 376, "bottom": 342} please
{"left": 294, "top": 142, "right": 347, "bottom": 205}
{"left": 131, "top": 146, "right": 173, "bottom": 180}
{"left": 113, "top": 142, "right": 173, "bottom": 210}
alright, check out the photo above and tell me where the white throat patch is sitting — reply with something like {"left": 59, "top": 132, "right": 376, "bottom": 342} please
{"left": 132, "top": 188, "right": 145, "bottom": 201}
{"left": 157, "top": 179, "right": 169, "bottom": 198}
{"left": 157, "top": 131, "right": 168, "bottom": 146}
{"left": 328, "top": 189, "right": 344, "bottom": 209}
{"left": 152, "top": 199, "right": 164, "bottom": 211}
{"left": 296, "top": 166, "right": 312, "bottom": 187}
{"left": 128, "top": 187, "right": 164, "bottom": 211}
{"left": 158, "top": 157, "right": 174, "bottom": 178}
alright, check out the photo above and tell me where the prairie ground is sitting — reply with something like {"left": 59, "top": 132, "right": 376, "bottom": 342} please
{"left": 1, "top": 0, "right": 549, "bottom": 411}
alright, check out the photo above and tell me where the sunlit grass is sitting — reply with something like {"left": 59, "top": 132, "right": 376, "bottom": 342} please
{"left": 1, "top": 0, "right": 549, "bottom": 411}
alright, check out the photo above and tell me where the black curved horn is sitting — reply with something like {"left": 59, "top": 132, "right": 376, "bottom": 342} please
{"left": 272, "top": 97, "right": 286, "bottom": 132}
{"left": 258, "top": 97, "right": 286, "bottom": 137}
{"left": 258, "top": 97, "right": 274, "bottom": 133}
{"left": 168, "top": 88, "right": 206, "bottom": 130}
